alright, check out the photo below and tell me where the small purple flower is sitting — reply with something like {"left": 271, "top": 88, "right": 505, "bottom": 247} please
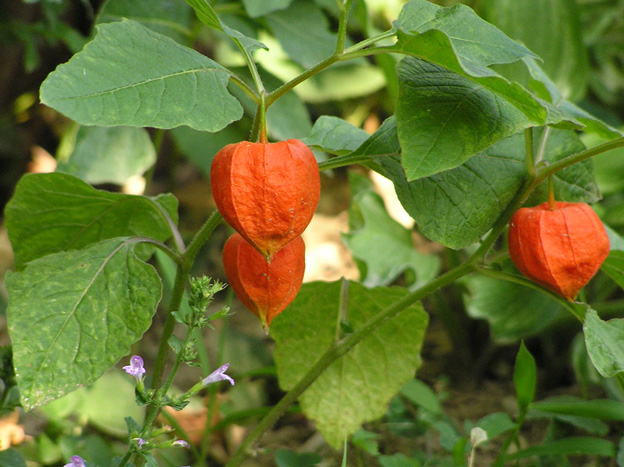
{"left": 202, "top": 363, "right": 235, "bottom": 387}
{"left": 134, "top": 437, "right": 147, "bottom": 448}
{"left": 64, "top": 456, "right": 86, "bottom": 467}
{"left": 173, "top": 439, "right": 190, "bottom": 448}
{"left": 123, "top": 355, "right": 146, "bottom": 381}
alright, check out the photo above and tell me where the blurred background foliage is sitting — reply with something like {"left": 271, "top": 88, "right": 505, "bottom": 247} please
{"left": 1, "top": 0, "right": 624, "bottom": 465}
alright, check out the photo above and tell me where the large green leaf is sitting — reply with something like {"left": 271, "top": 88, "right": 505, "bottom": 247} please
{"left": 271, "top": 281, "right": 428, "bottom": 447}
{"left": 5, "top": 237, "right": 162, "bottom": 409}
{"left": 584, "top": 308, "right": 624, "bottom": 378}
{"left": 55, "top": 126, "right": 156, "bottom": 185}
{"left": 343, "top": 173, "right": 440, "bottom": 289}
{"left": 4, "top": 173, "right": 178, "bottom": 270}
{"left": 362, "top": 118, "right": 598, "bottom": 248}
{"left": 395, "top": 0, "right": 538, "bottom": 73}
{"left": 395, "top": 57, "right": 532, "bottom": 180}
{"left": 479, "top": 0, "right": 588, "bottom": 102}
{"left": 96, "top": 0, "right": 193, "bottom": 44}
{"left": 40, "top": 20, "right": 243, "bottom": 131}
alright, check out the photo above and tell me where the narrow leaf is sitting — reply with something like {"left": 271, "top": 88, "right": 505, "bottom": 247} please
{"left": 506, "top": 437, "right": 616, "bottom": 460}
{"left": 271, "top": 281, "right": 428, "bottom": 448}
{"left": 40, "top": 20, "right": 243, "bottom": 131}
{"left": 514, "top": 341, "right": 537, "bottom": 410}
{"left": 5, "top": 237, "right": 162, "bottom": 409}
{"left": 530, "top": 398, "right": 624, "bottom": 421}
{"left": 5, "top": 173, "right": 178, "bottom": 270}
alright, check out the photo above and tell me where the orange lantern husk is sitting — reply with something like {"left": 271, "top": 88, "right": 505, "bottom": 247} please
{"left": 211, "top": 139, "right": 320, "bottom": 261}
{"left": 222, "top": 233, "right": 305, "bottom": 330}
{"left": 508, "top": 201, "right": 610, "bottom": 301}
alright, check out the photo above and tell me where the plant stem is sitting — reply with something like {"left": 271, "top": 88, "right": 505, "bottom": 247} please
{"left": 547, "top": 175, "right": 556, "bottom": 210}
{"left": 538, "top": 136, "right": 624, "bottom": 179}
{"left": 143, "top": 212, "right": 223, "bottom": 437}
{"left": 493, "top": 408, "right": 528, "bottom": 467}
{"left": 335, "top": 0, "right": 353, "bottom": 54}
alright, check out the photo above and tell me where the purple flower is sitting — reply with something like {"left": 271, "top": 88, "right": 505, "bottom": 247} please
{"left": 202, "top": 363, "right": 235, "bottom": 387}
{"left": 64, "top": 456, "right": 86, "bottom": 467}
{"left": 123, "top": 355, "right": 146, "bottom": 381}
{"left": 134, "top": 437, "right": 147, "bottom": 448}
{"left": 173, "top": 439, "right": 190, "bottom": 448}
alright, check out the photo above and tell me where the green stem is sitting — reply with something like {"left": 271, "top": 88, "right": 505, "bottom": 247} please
{"left": 229, "top": 74, "right": 259, "bottom": 104}
{"left": 547, "top": 175, "right": 556, "bottom": 210}
{"left": 335, "top": 0, "right": 353, "bottom": 54}
{"left": 494, "top": 407, "right": 528, "bottom": 466}
{"left": 145, "top": 212, "right": 224, "bottom": 433}
{"left": 537, "top": 136, "right": 624, "bottom": 180}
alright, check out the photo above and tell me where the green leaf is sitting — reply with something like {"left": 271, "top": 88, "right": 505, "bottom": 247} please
{"left": 55, "top": 126, "right": 156, "bottom": 185}
{"left": 530, "top": 397, "right": 624, "bottom": 421}
{"left": 463, "top": 263, "right": 566, "bottom": 341}
{"left": 506, "top": 437, "right": 616, "bottom": 460}
{"left": 265, "top": 0, "right": 336, "bottom": 69}
{"left": 399, "top": 379, "right": 441, "bottom": 415}
{"left": 602, "top": 251, "right": 624, "bottom": 291}
{"left": 96, "top": 0, "right": 193, "bottom": 44}
{"left": 170, "top": 124, "right": 245, "bottom": 176}
{"left": 5, "top": 173, "right": 178, "bottom": 270}
{"left": 395, "top": 0, "right": 538, "bottom": 72}
{"left": 475, "top": 412, "right": 515, "bottom": 440}
{"left": 5, "top": 237, "right": 162, "bottom": 409}
{"left": 40, "top": 20, "right": 243, "bottom": 131}
{"left": 183, "top": 0, "right": 221, "bottom": 30}
{"left": 396, "top": 56, "right": 532, "bottom": 180}
{"left": 378, "top": 453, "right": 421, "bottom": 467}
{"left": 584, "top": 308, "right": 624, "bottom": 378}
{"left": 271, "top": 281, "right": 428, "bottom": 448}
{"left": 243, "top": 0, "right": 293, "bottom": 18}
{"left": 0, "top": 450, "right": 26, "bottom": 467}
{"left": 479, "top": 0, "right": 588, "bottom": 102}
{"left": 303, "top": 116, "right": 370, "bottom": 156}
{"left": 38, "top": 370, "right": 145, "bottom": 437}
{"left": 343, "top": 172, "right": 440, "bottom": 289}
{"left": 274, "top": 449, "right": 321, "bottom": 467}
{"left": 514, "top": 341, "right": 537, "bottom": 410}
